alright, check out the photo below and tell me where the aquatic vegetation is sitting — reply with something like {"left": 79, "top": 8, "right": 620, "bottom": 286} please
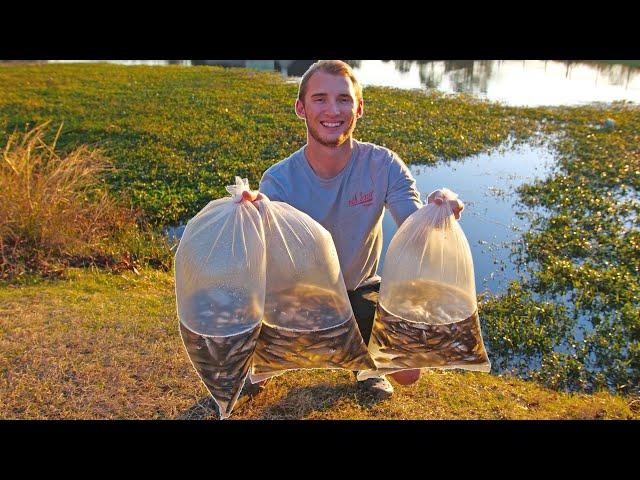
{"left": 482, "top": 103, "right": 640, "bottom": 394}
{"left": 0, "top": 64, "right": 539, "bottom": 226}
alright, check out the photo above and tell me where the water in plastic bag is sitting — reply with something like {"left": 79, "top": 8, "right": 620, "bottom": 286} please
{"left": 250, "top": 196, "right": 375, "bottom": 383}
{"left": 357, "top": 188, "right": 490, "bottom": 380}
{"left": 174, "top": 177, "right": 266, "bottom": 419}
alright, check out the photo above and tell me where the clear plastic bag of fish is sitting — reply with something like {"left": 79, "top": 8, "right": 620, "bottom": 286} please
{"left": 249, "top": 195, "right": 375, "bottom": 383}
{"left": 357, "top": 188, "right": 490, "bottom": 380}
{"left": 174, "top": 177, "right": 266, "bottom": 419}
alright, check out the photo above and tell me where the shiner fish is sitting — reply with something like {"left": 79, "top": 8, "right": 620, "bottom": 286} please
{"left": 179, "top": 297, "right": 263, "bottom": 419}
{"left": 364, "top": 279, "right": 490, "bottom": 375}
{"left": 251, "top": 283, "right": 375, "bottom": 382}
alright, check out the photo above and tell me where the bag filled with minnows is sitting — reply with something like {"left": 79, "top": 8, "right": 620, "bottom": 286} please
{"left": 174, "top": 177, "right": 266, "bottom": 419}
{"left": 357, "top": 188, "right": 490, "bottom": 380}
{"left": 250, "top": 195, "right": 375, "bottom": 383}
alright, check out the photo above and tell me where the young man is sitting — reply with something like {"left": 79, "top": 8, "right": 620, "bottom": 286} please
{"left": 243, "top": 60, "right": 463, "bottom": 399}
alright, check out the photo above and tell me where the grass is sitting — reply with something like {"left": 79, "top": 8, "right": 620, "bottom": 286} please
{"left": 0, "top": 268, "right": 636, "bottom": 420}
{"left": 1, "top": 122, "right": 123, "bottom": 276}
{"left": 0, "top": 63, "right": 541, "bottom": 227}
{"left": 0, "top": 122, "right": 174, "bottom": 280}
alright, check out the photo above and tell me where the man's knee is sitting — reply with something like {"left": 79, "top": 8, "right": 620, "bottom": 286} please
{"left": 390, "top": 368, "right": 421, "bottom": 385}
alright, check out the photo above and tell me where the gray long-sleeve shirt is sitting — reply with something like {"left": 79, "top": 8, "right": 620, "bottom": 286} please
{"left": 259, "top": 139, "right": 422, "bottom": 291}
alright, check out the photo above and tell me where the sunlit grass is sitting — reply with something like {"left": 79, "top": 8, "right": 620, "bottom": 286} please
{"left": 0, "top": 122, "right": 132, "bottom": 278}
{"left": 0, "top": 63, "right": 541, "bottom": 227}
{"left": 0, "top": 268, "right": 636, "bottom": 419}
{"left": 0, "top": 122, "right": 174, "bottom": 281}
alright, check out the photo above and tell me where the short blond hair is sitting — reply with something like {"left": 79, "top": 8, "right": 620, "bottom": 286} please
{"left": 297, "top": 60, "right": 363, "bottom": 104}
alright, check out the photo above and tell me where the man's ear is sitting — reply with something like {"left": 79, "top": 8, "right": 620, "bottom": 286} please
{"left": 295, "top": 98, "right": 306, "bottom": 119}
{"left": 356, "top": 97, "right": 364, "bottom": 119}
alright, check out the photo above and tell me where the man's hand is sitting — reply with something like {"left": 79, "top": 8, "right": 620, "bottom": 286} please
{"left": 241, "top": 190, "right": 264, "bottom": 204}
{"left": 427, "top": 189, "right": 464, "bottom": 220}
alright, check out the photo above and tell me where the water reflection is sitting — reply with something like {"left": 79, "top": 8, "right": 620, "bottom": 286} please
{"left": 379, "top": 59, "right": 638, "bottom": 91}
{"left": 377, "top": 141, "right": 555, "bottom": 295}
{"left": 349, "top": 60, "right": 640, "bottom": 106}
{"left": 44, "top": 59, "right": 640, "bottom": 105}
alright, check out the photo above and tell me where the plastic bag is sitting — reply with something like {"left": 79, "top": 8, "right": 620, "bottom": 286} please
{"left": 249, "top": 195, "right": 375, "bottom": 383}
{"left": 174, "top": 177, "right": 266, "bottom": 419}
{"left": 358, "top": 188, "right": 490, "bottom": 380}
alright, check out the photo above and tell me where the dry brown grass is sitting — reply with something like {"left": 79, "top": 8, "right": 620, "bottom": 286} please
{"left": 0, "top": 122, "right": 147, "bottom": 279}
{"left": 1, "top": 268, "right": 637, "bottom": 420}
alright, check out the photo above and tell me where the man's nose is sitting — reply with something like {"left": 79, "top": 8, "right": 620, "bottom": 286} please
{"left": 325, "top": 100, "right": 341, "bottom": 115}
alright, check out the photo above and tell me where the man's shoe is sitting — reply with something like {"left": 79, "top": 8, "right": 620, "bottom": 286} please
{"left": 357, "top": 375, "right": 394, "bottom": 399}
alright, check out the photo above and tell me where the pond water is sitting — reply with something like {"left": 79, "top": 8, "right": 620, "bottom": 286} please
{"left": 46, "top": 59, "right": 640, "bottom": 107}
{"left": 377, "top": 141, "right": 555, "bottom": 294}
{"left": 348, "top": 60, "right": 640, "bottom": 107}
{"left": 166, "top": 141, "right": 556, "bottom": 297}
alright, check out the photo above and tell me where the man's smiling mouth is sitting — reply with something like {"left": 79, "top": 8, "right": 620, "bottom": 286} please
{"left": 320, "top": 121, "right": 343, "bottom": 128}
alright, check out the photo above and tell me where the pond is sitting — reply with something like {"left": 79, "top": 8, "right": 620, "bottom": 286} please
{"left": 377, "top": 141, "right": 555, "bottom": 294}
{"left": 46, "top": 59, "right": 640, "bottom": 107}
{"left": 348, "top": 60, "right": 640, "bottom": 107}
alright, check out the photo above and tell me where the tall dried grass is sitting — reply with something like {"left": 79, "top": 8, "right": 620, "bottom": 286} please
{"left": 0, "top": 122, "right": 143, "bottom": 279}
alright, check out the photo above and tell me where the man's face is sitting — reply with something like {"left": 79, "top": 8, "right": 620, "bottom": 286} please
{"left": 295, "top": 71, "right": 363, "bottom": 148}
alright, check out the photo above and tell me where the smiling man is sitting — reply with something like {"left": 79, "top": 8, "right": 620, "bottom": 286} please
{"left": 244, "top": 60, "right": 463, "bottom": 399}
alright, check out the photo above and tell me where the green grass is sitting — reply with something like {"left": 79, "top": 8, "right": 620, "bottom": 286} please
{"left": 585, "top": 60, "right": 640, "bottom": 68}
{"left": 0, "top": 268, "right": 636, "bottom": 420}
{"left": 0, "top": 63, "right": 541, "bottom": 226}
{"left": 0, "top": 63, "right": 638, "bottom": 409}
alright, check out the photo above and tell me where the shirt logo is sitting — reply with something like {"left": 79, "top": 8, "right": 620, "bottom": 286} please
{"left": 348, "top": 190, "right": 374, "bottom": 207}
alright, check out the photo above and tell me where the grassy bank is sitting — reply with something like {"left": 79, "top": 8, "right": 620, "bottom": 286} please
{"left": 0, "top": 63, "right": 638, "bottom": 413}
{"left": 0, "top": 63, "right": 541, "bottom": 226}
{"left": 0, "top": 268, "right": 636, "bottom": 420}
